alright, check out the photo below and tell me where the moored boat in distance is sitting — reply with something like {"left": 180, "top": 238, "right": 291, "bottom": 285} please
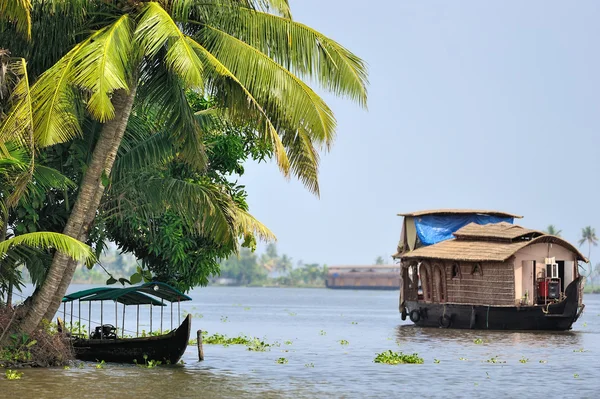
{"left": 326, "top": 265, "right": 400, "bottom": 290}
{"left": 394, "top": 209, "right": 586, "bottom": 330}
{"left": 61, "top": 282, "right": 192, "bottom": 364}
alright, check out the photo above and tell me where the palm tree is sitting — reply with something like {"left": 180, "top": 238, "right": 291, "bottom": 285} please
{"left": 0, "top": 0, "right": 368, "bottom": 334}
{"left": 544, "top": 225, "right": 562, "bottom": 237}
{"left": 0, "top": 56, "right": 95, "bottom": 303}
{"left": 578, "top": 226, "right": 598, "bottom": 290}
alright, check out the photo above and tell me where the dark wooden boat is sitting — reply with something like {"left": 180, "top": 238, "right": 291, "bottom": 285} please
{"left": 71, "top": 314, "right": 191, "bottom": 364}
{"left": 394, "top": 210, "right": 587, "bottom": 331}
{"left": 61, "top": 282, "right": 193, "bottom": 364}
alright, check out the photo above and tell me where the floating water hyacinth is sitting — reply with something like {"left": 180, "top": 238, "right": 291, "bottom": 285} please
{"left": 374, "top": 350, "right": 423, "bottom": 365}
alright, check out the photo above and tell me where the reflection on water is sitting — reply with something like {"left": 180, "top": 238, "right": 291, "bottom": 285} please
{"left": 396, "top": 324, "right": 583, "bottom": 348}
{"left": 4, "top": 287, "right": 600, "bottom": 398}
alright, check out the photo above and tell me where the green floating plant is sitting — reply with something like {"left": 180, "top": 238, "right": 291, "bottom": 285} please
{"left": 5, "top": 369, "right": 23, "bottom": 380}
{"left": 374, "top": 350, "right": 423, "bottom": 365}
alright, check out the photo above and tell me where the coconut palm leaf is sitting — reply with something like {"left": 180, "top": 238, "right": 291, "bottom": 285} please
{"left": 70, "top": 15, "right": 134, "bottom": 122}
{"left": 182, "top": 36, "right": 291, "bottom": 174}
{"left": 280, "top": 127, "right": 320, "bottom": 195}
{"left": 31, "top": 42, "right": 86, "bottom": 147}
{"left": 0, "top": 232, "right": 95, "bottom": 267}
{"left": 234, "top": 208, "right": 275, "bottom": 242}
{"left": 199, "top": 25, "right": 336, "bottom": 146}
{"left": 136, "top": 2, "right": 205, "bottom": 88}
{"left": 113, "top": 130, "right": 174, "bottom": 179}
{"left": 199, "top": 8, "right": 368, "bottom": 105}
{"left": 0, "top": 57, "right": 33, "bottom": 148}
{"left": 136, "top": 61, "right": 208, "bottom": 170}
{"left": 0, "top": 0, "right": 32, "bottom": 39}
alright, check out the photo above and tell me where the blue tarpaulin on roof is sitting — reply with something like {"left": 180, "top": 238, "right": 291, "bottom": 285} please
{"left": 414, "top": 215, "right": 514, "bottom": 246}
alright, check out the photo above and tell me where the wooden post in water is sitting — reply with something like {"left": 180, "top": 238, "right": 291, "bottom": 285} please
{"left": 197, "top": 330, "right": 204, "bottom": 361}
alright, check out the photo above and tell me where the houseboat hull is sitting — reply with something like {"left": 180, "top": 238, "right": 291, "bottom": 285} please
{"left": 403, "top": 277, "right": 583, "bottom": 331}
{"left": 72, "top": 314, "right": 191, "bottom": 364}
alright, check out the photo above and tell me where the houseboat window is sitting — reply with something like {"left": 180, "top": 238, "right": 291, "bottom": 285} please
{"left": 451, "top": 263, "right": 461, "bottom": 279}
{"left": 472, "top": 263, "right": 482, "bottom": 276}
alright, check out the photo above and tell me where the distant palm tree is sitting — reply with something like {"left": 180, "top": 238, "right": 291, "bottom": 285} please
{"left": 544, "top": 225, "right": 562, "bottom": 237}
{"left": 578, "top": 226, "right": 598, "bottom": 290}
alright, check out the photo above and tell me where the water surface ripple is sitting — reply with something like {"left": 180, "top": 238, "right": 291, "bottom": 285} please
{"left": 5, "top": 286, "right": 600, "bottom": 398}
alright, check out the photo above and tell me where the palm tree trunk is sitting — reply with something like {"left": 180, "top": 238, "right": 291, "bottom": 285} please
{"left": 10, "top": 86, "right": 137, "bottom": 337}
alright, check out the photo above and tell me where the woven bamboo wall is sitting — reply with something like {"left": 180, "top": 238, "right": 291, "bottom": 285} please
{"left": 445, "top": 261, "right": 515, "bottom": 306}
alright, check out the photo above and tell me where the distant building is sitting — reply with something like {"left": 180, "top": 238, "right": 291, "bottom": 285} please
{"left": 326, "top": 265, "right": 400, "bottom": 290}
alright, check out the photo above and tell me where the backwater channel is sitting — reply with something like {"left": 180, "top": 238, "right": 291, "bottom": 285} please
{"left": 4, "top": 286, "right": 600, "bottom": 398}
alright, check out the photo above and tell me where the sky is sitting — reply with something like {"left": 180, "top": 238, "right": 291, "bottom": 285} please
{"left": 238, "top": 1, "right": 600, "bottom": 267}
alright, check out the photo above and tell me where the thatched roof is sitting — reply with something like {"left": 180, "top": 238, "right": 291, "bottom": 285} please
{"left": 397, "top": 209, "right": 523, "bottom": 218}
{"left": 399, "top": 235, "right": 587, "bottom": 263}
{"left": 453, "top": 222, "right": 543, "bottom": 241}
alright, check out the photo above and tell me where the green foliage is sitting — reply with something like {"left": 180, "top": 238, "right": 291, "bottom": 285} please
{"left": 5, "top": 369, "right": 23, "bottom": 380}
{"left": 276, "top": 357, "right": 288, "bottom": 364}
{"left": 338, "top": 340, "right": 349, "bottom": 345}
{"left": 304, "top": 363, "right": 315, "bottom": 368}
{"left": 374, "top": 350, "right": 424, "bottom": 365}
{"left": 95, "top": 360, "right": 105, "bottom": 369}
{"left": 0, "top": 0, "right": 368, "bottom": 301}
{"left": 0, "top": 333, "right": 37, "bottom": 366}
{"left": 199, "top": 331, "right": 254, "bottom": 346}
{"left": 134, "top": 354, "right": 162, "bottom": 368}
{"left": 473, "top": 338, "right": 484, "bottom": 344}
{"left": 218, "top": 244, "right": 328, "bottom": 287}
{"left": 519, "top": 357, "right": 529, "bottom": 363}
{"left": 485, "top": 356, "right": 506, "bottom": 364}
{"left": 247, "top": 338, "right": 272, "bottom": 352}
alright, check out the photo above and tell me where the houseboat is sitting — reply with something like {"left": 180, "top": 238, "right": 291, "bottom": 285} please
{"left": 394, "top": 209, "right": 586, "bottom": 330}
{"left": 326, "top": 265, "right": 400, "bottom": 290}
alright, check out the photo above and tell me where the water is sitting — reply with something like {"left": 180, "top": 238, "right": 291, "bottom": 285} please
{"left": 4, "top": 286, "right": 600, "bottom": 398}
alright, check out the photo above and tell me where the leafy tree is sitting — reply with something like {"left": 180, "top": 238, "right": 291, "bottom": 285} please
{"left": 0, "top": 0, "right": 367, "bottom": 336}
{"left": 544, "top": 225, "right": 562, "bottom": 237}
{"left": 219, "top": 248, "right": 268, "bottom": 285}
{"left": 375, "top": 256, "right": 385, "bottom": 265}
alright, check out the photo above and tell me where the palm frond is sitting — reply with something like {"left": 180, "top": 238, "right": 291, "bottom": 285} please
{"left": 281, "top": 127, "right": 320, "bottom": 195}
{"left": 182, "top": 36, "right": 291, "bottom": 174}
{"left": 0, "top": 57, "right": 35, "bottom": 207}
{"left": 71, "top": 15, "right": 133, "bottom": 122}
{"left": 136, "top": 2, "right": 204, "bottom": 88}
{"left": 201, "top": 8, "right": 368, "bottom": 106}
{"left": 0, "top": 232, "right": 96, "bottom": 267}
{"left": 0, "top": 0, "right": 32, "bottom": 39}
{"left": 0, "top": 58, "right": 33, "bottom": 148}
{"left": 137, "top": 61, "right": 208, "bottom": 170}
{"left": 31, "top": 41, "right": 87, "bottom": 147}
{"left": 113, "top": 130, "right": 174, "bottom": 180}
{"left": 200, "top": 25, "right": 336, "bottom": 146}
{"left": 32, "top": 165, "right": 76, "bottom": 192}
{"left": 234, "top": 208, "right": 276, "bottom": 242}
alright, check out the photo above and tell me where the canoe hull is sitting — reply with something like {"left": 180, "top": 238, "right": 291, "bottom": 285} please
{"left": 403, "top": 277, "right": 583, "bottom": 331}
{"left": 72, "top": 314, "right": 191, "bottom": 364}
